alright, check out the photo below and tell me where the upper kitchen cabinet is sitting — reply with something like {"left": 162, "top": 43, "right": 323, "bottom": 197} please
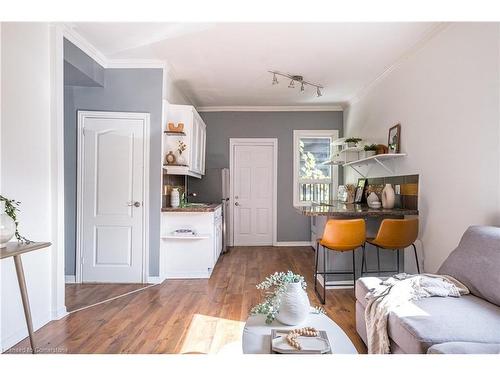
{"left": 162, "top": 102, "right": 206, "bottom": 178}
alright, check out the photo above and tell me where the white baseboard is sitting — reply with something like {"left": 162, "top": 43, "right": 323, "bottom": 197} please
{"left": 316, "top": 274, "right": 354, "bottom": 290}
{"left": 65, "top": 275, "right": 76, "bottom": 283}
{"left": 147, "top": 275, "right": 167, "bottom": 284}
{"left": 274, "top": 241, "right": 312, "bottom": 247}
{"left": 51, "top": 307, "right": 68, "bottom": 320}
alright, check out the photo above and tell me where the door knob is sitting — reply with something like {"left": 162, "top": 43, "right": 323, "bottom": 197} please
{"left": 234, "top": 202, "right": 240, "bottom": 206}
{"left": 128, "top": 201, "right": 141, "bottom": 207}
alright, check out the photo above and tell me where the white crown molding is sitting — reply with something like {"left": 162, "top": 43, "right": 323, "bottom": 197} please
{"left": 59, "top": 23, "right": 108, "bottom": 68}
{"left": 197, "top": 105, "right": 344, "bottom": 112}
{"left": 106, "top": 59, "right": 167, "bottom": 69}
{"left": 347, "top": 22, "right": 451, "bottom": 107}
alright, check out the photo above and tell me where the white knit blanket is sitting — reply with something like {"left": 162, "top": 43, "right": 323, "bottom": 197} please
{"left": 364, "top": 273, "right": 469, "bottom": 354}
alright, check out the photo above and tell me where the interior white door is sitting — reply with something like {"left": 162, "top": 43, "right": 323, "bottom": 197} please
{"left": 233, "top": 143, "right": 274, "bottom": 246}
{"left": 79, "top": 111, "right": 148, "bottom": 283}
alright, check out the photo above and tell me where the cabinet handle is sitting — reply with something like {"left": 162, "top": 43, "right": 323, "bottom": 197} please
{"left": 234, "top": 202, "right": 240, "bottom": 206}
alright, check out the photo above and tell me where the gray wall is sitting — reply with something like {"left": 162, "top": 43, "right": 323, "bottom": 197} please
{"left": 189, "top": 111, "right": 343, "bottom": 242}
{"left": 64, "top": 41, "right": 163, "bottom": 276}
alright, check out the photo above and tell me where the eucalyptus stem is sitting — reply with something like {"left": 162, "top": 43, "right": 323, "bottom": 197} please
{"left": 0, "top": 195, "right": 32, "bottom": 244}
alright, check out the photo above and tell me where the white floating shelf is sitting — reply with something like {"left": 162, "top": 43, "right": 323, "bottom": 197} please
{"left": 343, "top": 153, "right": 407, "bottom": 167}
{"left": 344, "top": 153, "right": 407, "bottom": 177}
{"left": 163, "top": 165, "right": 201, "bottom": 179}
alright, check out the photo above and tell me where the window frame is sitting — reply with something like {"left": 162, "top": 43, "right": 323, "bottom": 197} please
{"left": 293, "top": 129, "right": 339, "bottom": 207}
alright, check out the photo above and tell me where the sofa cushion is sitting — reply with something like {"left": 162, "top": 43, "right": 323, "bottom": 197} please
{"left": 438, "top": 225, "right": 500, "bottom": 306}
{"left": 427, "top": 342, "right": 500, "bottom": 354}
{"left": 387, "top": 294, "right": 500, "bottom": 353}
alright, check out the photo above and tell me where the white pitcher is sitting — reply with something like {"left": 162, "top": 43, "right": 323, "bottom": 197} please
{"left": 382, "top": 183, "right": 395, "bottom": 209}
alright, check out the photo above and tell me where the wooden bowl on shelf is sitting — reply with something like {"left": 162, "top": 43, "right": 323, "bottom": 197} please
{"left": 168, "top": 122, "right": 184, "bottom": 133}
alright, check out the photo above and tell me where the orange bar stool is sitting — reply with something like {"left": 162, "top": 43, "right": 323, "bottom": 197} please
{"left": 314, "top": 219, "right": 366, "bottom": 304}
{"left": 362, "top": 218, "right": 420, "bottom": 275}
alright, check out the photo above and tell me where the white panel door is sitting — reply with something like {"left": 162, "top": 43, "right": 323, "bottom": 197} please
{"left": 79, "top": 112, "right": 148, "bottom": 283}
{"left": 233, "top": 144, "right": 274, "bottom": 246}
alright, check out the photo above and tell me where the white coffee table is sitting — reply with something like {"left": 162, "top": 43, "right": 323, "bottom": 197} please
{"left": 242, "top": 312, "right": 358, "bottom": 354}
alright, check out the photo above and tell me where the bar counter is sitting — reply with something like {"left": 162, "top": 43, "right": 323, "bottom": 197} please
{"left": 296, "top": 202, "right": 418, "bottom": 217}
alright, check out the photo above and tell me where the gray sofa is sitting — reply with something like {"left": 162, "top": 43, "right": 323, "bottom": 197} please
{"left": 355, "top": 225, "right": 500, "bottom": 354}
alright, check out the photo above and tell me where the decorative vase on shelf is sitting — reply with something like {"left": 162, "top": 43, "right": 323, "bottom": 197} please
{"left": 276, "top": 282, "right": 310, "bottom": 326}
{"left": 170, "top": 188, "right": 180, "bottom": 208}
{"left": 0, "top": 201, "right": 16, "bottom": 248}
{"left": 382, "top": 184, "right": 395, "bottom": 209}
{"left": 176, "top": 151, "right": 186, "bottom": 165}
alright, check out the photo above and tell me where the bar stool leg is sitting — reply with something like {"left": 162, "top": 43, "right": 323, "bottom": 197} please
{"left": 397, "top": 249, "right": 400, "bottom": 274}
{"left": 323, "top": 244, "right": 327, "bottom": 304}
{"left": 412, "top": 243, "right": 420, "bottom": 274}
{"left": 361, "top": 245, "right": 366, "bottom": 276}
{"left": 352, "top": 248, "right": 356, "bottom": 284}
{"left": 314, "top": 241, "right": 319, "bottom": 292}
{"left": 376, "top": 246, "right": 381, "bottom": 274}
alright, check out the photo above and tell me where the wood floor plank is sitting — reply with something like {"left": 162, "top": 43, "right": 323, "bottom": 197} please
{"left": 7, "top": 246, "right": 367, "bottom": 354}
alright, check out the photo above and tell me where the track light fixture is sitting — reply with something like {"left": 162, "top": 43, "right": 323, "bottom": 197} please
{"left": 268, "top": 70, "right": 323, "bottom": 98}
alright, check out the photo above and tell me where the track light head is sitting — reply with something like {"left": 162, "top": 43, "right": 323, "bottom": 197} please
{"left": 316, "top": 87, "right": 322, "bottom": 97}
{"left": 288, "top": 80, "right": 295, "bottom": 88}
{"left": 272, "top": 73, "right": 278, "bottom": 85}
{"left": 300, "top": 82, "right": 305, "bottom": 92}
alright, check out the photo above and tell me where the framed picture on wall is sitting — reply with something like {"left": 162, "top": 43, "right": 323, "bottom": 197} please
{"left": 388, "top": 123, "right": 401, "bottom": 154}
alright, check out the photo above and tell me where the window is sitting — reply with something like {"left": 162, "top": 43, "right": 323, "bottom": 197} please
{"left": 293, "top": 130, "right": 338, "bottom": 206}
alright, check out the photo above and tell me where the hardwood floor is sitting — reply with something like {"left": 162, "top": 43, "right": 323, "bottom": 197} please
{"left": 9, "top": 246, "right": 367, "bottom": 354}
{"left": 65, "top": 283, "right": 151, "bottom": 312}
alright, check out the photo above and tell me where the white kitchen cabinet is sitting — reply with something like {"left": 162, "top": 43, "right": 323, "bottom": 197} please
{"left": 162, "top": 102, "right": 206, "bottom": 178}
{"left": 160, "top": 206, "right": 222, "bottom": 279}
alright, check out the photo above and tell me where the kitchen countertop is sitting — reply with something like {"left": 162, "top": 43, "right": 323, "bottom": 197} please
{"left": 296, "top": 201, "right": 418, "bottom": 217}
{"left": 162, "top": 203, "right": 222, "bottom": 213}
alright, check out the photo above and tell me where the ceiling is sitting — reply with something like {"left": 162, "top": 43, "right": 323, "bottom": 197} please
{"left": 69, "top": 22, "right": 441, "bottom": 107}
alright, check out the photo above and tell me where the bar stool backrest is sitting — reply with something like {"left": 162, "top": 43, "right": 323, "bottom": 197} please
{"left": 320, "top": 219, "right": 366, "bottom": 251}
{"left": 374, "top": 218, "right": 419, "bottom": 249}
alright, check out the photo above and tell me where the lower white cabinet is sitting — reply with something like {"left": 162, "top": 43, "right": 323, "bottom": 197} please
{"left": 160, "top": 207, "right": 222, "bottom": 279}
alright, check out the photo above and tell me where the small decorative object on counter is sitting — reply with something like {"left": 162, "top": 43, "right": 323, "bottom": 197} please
{"left": 251, "top": 271, "right": 317, "bottom": 326}
{"left": 168, "top": 122, "right": 184, "bottom": 133}
{"left": 354, "top": 178, "right": 367, "bottom": 203}
{"left": 376, "top": 144, "right": 388, "bottom": 154}
{"left": 0, "top": 201, "right": 16, "bottom": 248}
{"left": 165, "top": 151, "right": 176, "bottom": 165}
{"left": 364, "top": 144, "right": 378, "bottom": 157}
{"left": 367, "top": 192, "right": 381, "bottom": 208}
{"left": 170, "top": 187, "right": 180, "bottom": 208}
{"left": 176, "top": 140, "right": 187, "bottom": 165}
{"left": 382, "top": 183, "right": 396, "bottom": 209}
{"left": 345, "top": 137, "right": 362, "bottom": 148}
{"left": 388, "top": 123, "right": 401, "bottom": 154}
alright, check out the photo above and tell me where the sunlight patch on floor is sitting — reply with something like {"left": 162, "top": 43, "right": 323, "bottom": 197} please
{"left": 180, "top": 314, "right": 245, "bottom": 354}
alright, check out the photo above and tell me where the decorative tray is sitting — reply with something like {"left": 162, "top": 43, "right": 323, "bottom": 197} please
{"left": 270, "top": 329, "right": 332, "bottom": 354}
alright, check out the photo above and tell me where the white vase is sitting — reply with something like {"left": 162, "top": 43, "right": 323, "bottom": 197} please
{"left": 0, "top": 201, "right": 16, "bottom": 248}
{"left": 367, "top": 192, "right": 380, "bottom": 207}
{"left": 382, "top": 183, "right": 395, "bottom": 209}
{"left": 276, "top": 282, "right": 310, "bottom": 326}
{"left": 170, "top": 188, "right": 180, "bottom": 208}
